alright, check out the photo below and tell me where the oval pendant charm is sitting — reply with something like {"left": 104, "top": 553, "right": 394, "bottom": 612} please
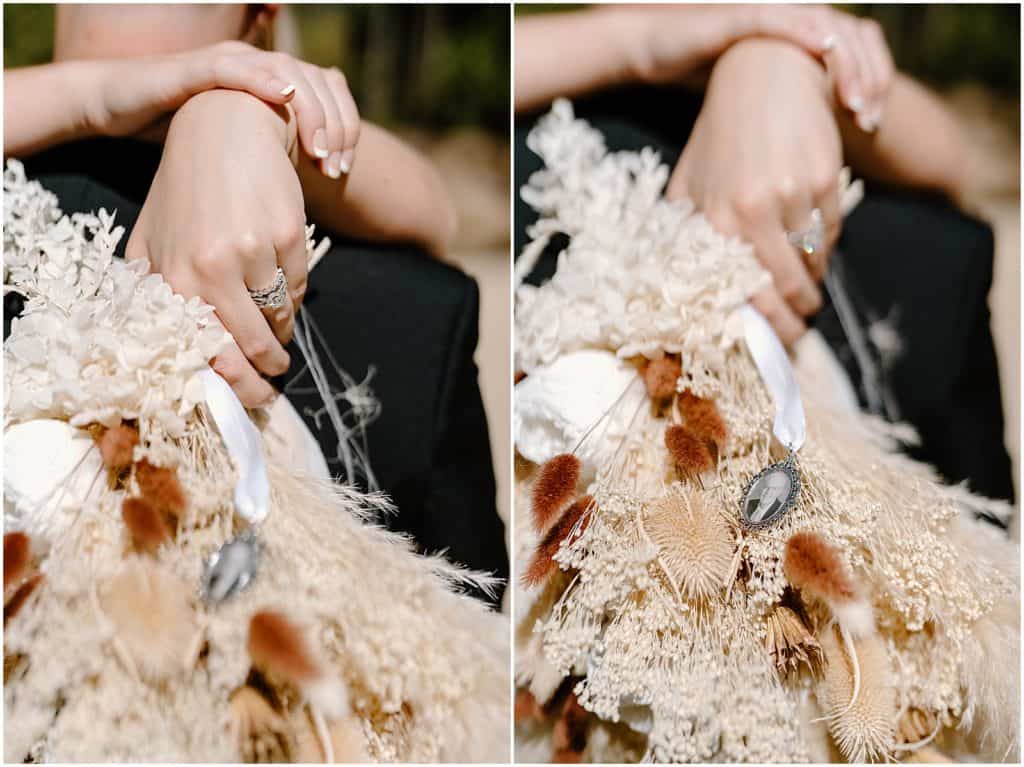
{"left": 740, "top": 452, "right": 801, "bottom": 529}
{"left": 200, "top": 529, "right": 262, "bottom": 605}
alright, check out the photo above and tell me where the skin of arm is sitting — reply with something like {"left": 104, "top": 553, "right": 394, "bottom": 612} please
{"left": 298, "top": 122, "right": 458, "bottom": 258}
{"left": 838, "top": 72, "right": 967, "bottom": 204}
{"left": 4, "top": 63, "right": 96, "bottom": 156}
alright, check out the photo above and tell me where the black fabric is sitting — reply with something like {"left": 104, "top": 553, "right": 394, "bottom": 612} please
{"left": 515, "top": 86, "right": 1014, "bottom": 511}
{"left": 11, "top": 142, "right": 508, "bottom": 605}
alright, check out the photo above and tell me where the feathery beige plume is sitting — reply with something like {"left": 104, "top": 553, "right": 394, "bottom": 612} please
{"left": 818, "top": 626, "right": 895, "bottom": 763}
{"left": 764, "top": 604, "right": 823, "bottom": 678}
{"left": 98, "top": 557, "right": 201, "bottom": 682}
{"left": 641, "top": 487, "right": 732, "bottom": 601}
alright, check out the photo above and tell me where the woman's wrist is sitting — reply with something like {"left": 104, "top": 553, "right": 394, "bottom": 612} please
{"left": 713, "top": 37, "right": 832, "bottom": 106}
{"left": 172, "top": 89, "right": 297, "bottom": 163}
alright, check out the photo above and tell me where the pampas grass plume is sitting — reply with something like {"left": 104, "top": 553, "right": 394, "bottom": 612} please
{"left": 4, "top": 532, "right": 31, "bottom": 590}
{"left": 122, "top": 497, "right": 173, "bottom": 553}
{"left": 98, "top": 424, "right": 138, "bottom": 470}
{"left": 664, "top": 425, "right": 712, "bottom": 479}
{"left": 531, "top": 454, "right": 581, "bottom": 534}
{"left": 523, "top": 495, "right": 593, "bottom": 588}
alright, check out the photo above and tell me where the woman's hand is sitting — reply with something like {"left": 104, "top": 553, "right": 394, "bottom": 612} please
{"left": 6, "top": 41, "right": 361, "bottom": 176}
{"left": 125, "top": 89, "right": 307, "bottom": 407}
{"left": 667, "top": 38, "right": 842, "bottom": 346}
{"left": 622, "top": 4, "right": 893, "bottom": 132}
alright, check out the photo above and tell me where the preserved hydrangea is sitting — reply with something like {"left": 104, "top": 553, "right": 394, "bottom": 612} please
{"left": 4, "top": 160, "right": 226, "bottom": 436}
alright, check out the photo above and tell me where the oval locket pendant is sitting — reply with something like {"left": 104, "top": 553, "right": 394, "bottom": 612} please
{"left": 740, "top": 452, "right": 801, "bottom": 529}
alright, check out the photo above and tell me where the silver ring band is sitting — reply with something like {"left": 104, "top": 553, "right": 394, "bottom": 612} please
{"left": 248, "top": 267, "right": 288, "bottom": 309}
{"left": 787, "top": 208, "right": 825, "bottom": 257}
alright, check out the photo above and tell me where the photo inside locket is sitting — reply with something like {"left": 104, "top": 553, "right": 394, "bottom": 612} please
{"left": 743, "top": 468, "right": 792, "bottom": 525}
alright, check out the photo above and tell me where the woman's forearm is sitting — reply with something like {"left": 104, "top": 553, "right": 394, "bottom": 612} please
{"left": 838, "top": 73, "right": 967, "bottom": 203}
{"left": 299, "top": 122, "right": 457, "bottom": 258}
{"left": 515, "top": 9, "right": 642, "bottom": 113}
{"left": 4, "top": 64, "right": 97, "bottom": 157}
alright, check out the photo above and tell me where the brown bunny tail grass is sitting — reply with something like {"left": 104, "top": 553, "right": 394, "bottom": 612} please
{"left": 552, "top": 691, "right": 591, "bottom": 763}
{"left": 523, "top": 495, "right": 594, "bottom": 588}
{"left": 818, "top": 627, "right": 896, "bottom": 763}
{"left": 4, "top": 532, "right": 31, "bottom": 591}
{"left": 247, "top": 611, "right": 321, "bottom": 685}
{"left": 122, "top": 497, "right": 173, "bottom": 554}
{"left": 531, "top": 454, "right": 581, "bottom": 534}
{"left": 783, "top": 532, "right": 874, "bottom": 638}
{"left": 135, "top": 459, "right": 187, "bottom": 518}
{"left": 678, "top": 391, "right": 728, "bottom": 454}
{"left": 664, "top": 424, "right": 713, "bottom": 480}
{"left": 642, "top": 355, "right": 681, "bottom": 403}
{"left": 97, "top": 424, "right": 139, "bottom": 470}
{"left": 4, "top": 573, "right": 44, "bottom": 625}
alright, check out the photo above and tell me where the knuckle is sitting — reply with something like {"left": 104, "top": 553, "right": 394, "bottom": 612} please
{"left": 232, "top": 231, "right": 263, "bottom": 259}
{"left": 776, "top": 176, "right": 799, "bottom": 204}
{"left": 733, "top": 188, "right": 768, "bottom": 221}
{"left": 328, "top": 67, "right": 348, "bottom": 87}
{"left": 211, "top": 354, "right": 243, "bottom": 384}
{"left": 193, "top": 248, "right": 225, "bottom": 278}
{"left": 274, "top": 218, "right": 305, "bottom": 250}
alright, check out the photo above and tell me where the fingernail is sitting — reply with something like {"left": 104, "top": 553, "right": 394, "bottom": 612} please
{"left": 326, "top": 152, "right": 342, "bottom": 179}
{"left": 313, "top": 129, "right": 329, "bottom": 159}
{"left": 276, "top": 82, "right": 295, "bottom": 97}
{"left": 856, "top": 111, "right": 877, "bottom": 133}
{"left": 822, "top": 34, "right": 836, "bottom": 52}
{"left": 848, "top": 94, "right": 865, "bottom": 113}
{"left": 338, "top": 148, "right": 354, "bottom": 174}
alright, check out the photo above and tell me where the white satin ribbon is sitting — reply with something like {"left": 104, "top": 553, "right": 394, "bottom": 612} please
{"left": 739, "top": 304, "right": 806, "bottom": 452}
{"left": 198, "top": 368, "right": 270, "bottom": 525}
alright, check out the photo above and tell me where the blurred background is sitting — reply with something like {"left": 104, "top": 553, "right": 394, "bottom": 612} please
{"left": 4, "top": 3, "right": 513, "bottom": 532}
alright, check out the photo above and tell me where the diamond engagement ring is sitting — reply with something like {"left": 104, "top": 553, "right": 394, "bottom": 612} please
{"left": 787, "top": 208, "right": 825, "bottom": 257}
{"left": 248, "top": 267, "right": 288, "bottom": 309}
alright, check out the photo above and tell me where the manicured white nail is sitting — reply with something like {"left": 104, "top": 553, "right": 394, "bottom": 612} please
{"left": 339, "top": 148, "right": 354, "bottom": 174}
{"left": 822, "top": 34, "right": 836, "bottom": 52}
{"left": 848, "top": 94, "right": 865, "bottom": 113}
{"left": 856, "top": 111, "right": 877, "bottom": 133}
{"left": 313, "top": 129, "right": 329, "bottom": 159}
{"left": 279, "top": 83, "right": 295, "bottom": 97}
{"left": 326, "top": 153, "right": 342, "bottom": 179}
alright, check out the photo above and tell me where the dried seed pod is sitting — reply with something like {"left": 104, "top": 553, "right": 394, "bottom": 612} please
{"left": 122, "top": 497, "right": 173, "bottom": 553}
{"left": 764, "top": 605, "right": 823, "bottom": 677}
{"left": 818, "top": 627, "right": 895, "bottom": 763}
{"left": 531, "top": 454, "right": 581, "bottom": 534}
{"left": 523, "top": 495, "right": 594, "bottom": 588}
{"left": 135, "top": 459, "right": 186, "bottom": 518}
{"left": 642, "top": 488, "right": 732, "bottom": 601}
{"left": 98, "top": 424, "right": 139, "bottom": 471}
{"left": 664, "top": 424, "right": 712, "bottom": 481}
{"left": 4, "top": 532, "right": 31, "bottom": 591}
{"left": 642, "top": 355, "right": 681, "bottom": 404}
{"left": 783, "top": 532, "right": 873, "bottom": 639}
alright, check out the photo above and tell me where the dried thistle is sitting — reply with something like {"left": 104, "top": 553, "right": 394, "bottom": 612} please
{"left": 664, "top": 425, "right": 712, "bottom": 482}
{"left": 764, "top": 605, "right": 823, "bottom": 678}
{"left": 99, "top": 558, "right": 200, "bottom": 682}
{"left": 523, "top": 495, "right": 594, "bottom": 588}
{"left": 135, "top": 459, "right": 187, "bottom": 518}
{"left": 122, "top": 497, "right": 173, "bottom": 554}
{"left": 230, "top": 685, "right": 293, "bottom": 763}
{"left": 531, "top": 454, "right": 581, "bottom": 535}
{"left": 4, "top": 532, "right": 31, "bottom": 591}
{"left": 642, "top": 355, "right": 681, "bottom": 404}
{"left": 818, "top": 626, "right": 895, "bottom": 763}
{"left": 642, "top": 487, "right": 732, "bottom": 601}
{"left": 97, "top": 424, "right": 139, "bottom": 471}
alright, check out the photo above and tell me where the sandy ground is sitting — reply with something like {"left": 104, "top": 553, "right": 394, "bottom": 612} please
{"left": 430, "top": 84, "right": 1021, "bottom": 545}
